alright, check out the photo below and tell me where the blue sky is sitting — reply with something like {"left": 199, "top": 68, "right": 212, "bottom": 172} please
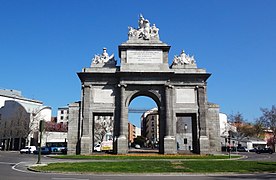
{"left": 1, "top": 0, "right": 275, "bottom": 127}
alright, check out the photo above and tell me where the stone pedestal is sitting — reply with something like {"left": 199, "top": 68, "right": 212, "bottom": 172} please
{"left": 80, "top": 136, "right": 92, "bottom": 155}
{"left": 199, "top": 136, "right": 210, "bottom": 154}
{"left": 116, "top": 135, "right": 128, "bottom": 154}
{"left": 164, "top": 136, "right": 177, "bottom": 154}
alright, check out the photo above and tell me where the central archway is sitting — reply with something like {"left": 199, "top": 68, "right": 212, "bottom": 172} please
{"left": 125, "top": 89, "right": 165, "bottom": 154}
{"left": 128, "top": 95, "right": 159, "bottom": 153}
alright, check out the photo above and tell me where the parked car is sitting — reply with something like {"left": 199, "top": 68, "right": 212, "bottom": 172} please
{"left": 135, "top": 144, "right": 141, "bottom": 149}
{"left": 20, "top": 146, "right": 36, "bottom": 154}
{"left": 256, "top": 148, "right": 273, "bottom": 154}
{"left": 248, "top": 148, "right": 257, "bottom": 152}
{"left": 61, "top": 147, "right": 67, "bottom": 154}
{"left": 237, "top": 146, "right": 248, "bottom": 152}
{"left": 33, "top": 147, "right": 51, "bottom": 155}
{"left": 94, "top": 144, "right": 101, "bottom": 152}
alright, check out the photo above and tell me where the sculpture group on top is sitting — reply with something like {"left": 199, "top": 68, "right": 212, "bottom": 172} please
{"left": 128, "top": 14, "right": 159, "bottom": 40}
{"left": 90, "top": 16, "right": 198, "bottom": 69}
{"left": 91, "top": 48, "right": 116, "bottom": 67}
{"left": 172, "top": 50, "right": 196, "bottom": 66}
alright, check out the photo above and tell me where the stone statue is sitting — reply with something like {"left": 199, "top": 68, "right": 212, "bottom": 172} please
{"left": 172, "top": 50, "right": 196, "bottom": 66}
{"left": 128, "top": 14, "right": 160, "bottom": 40}
{"left": 91, "top": 48, "right": 116, "bottom": 66}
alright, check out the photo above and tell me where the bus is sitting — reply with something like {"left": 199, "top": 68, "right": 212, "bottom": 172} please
{"left": 46, "top": 142, "right": 67, "bottom": 153}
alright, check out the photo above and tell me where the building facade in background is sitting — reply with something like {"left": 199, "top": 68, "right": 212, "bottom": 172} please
{"left": 57, "top": 107, "right": 69, "bottom": 123}
{"left": 0, "top": 89, "right": 51, "bottom": 150}
{"left": 141, "top": 108, "right": 159, "bottom": 146}
{"left": 128, "top": 122, "right": 136, "bottom": 143}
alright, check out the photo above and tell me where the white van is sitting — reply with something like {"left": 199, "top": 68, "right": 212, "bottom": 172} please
{"left": 20, "top": 146, "right": 36, "bottom": 154}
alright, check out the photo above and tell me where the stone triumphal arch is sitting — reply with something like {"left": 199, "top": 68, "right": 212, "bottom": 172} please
{"left": 68, "top": 15, "right": 221, "bottom": 155}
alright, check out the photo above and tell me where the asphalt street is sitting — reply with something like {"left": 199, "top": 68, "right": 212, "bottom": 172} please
{"left": 1, "top": 151, "right": 276, "bottom": 180}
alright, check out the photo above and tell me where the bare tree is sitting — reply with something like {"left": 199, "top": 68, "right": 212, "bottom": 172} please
{"left": 228, "top": 112, "right": 254, "bottom": 145}
{"left": 16, "top": 107, "right": 46, "bottom": 147}
{"left": 253, "top": 119, "right": 265, "bottom": 138}
{"left": 259, "top": 105, "right": 276, "bottom": 150}
{"left": 14, "top": 107, "right": 31, "bottom": 148}
{"left": 94, "top": 116, "right": 113, "bottom": 144}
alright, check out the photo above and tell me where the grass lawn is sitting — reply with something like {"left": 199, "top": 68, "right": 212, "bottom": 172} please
{"left": 32, "top": 161, "right": 276, "bottom": 173}
{"left": 50, "top": 154, "right": 240, "bottom": 160}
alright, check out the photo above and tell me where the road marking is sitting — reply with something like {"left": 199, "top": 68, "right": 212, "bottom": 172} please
{"left": 0, "top": 162, "right": 16, "bottom": 165}
{"left": 52, "top": 178, "right": 89, "bottom": 180}
{"left": 12, "top": 162, "right": 38, "bottom": 174}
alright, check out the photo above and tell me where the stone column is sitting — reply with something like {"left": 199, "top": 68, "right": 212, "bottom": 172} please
{"left": 165, "top": 85, "right": 172, "bottom": 136}
{"left": 197, "top": 86, "right": 207, "bottom": 136}
{"left": 81, "top": 84, "right": 92, "bottom": 154}
{"left": 164, "top": 84, "right": 177, "bottom": 154}
{"left": 116, "top": 84, "right": 128, "bottom": 154}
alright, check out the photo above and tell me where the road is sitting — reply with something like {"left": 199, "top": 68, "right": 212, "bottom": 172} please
{"left": 1, "top": 151, "right": 276, "bottom": 180}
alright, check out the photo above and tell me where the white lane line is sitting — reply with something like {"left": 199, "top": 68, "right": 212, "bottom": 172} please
{"left": 0, "top": 161, "right": 16, "bottom": 165}
{"left": 51, "top": 178, "right": 89, "bottom": 180}
{"left": 12, "top": 162, "right": 38, "bottom": 174}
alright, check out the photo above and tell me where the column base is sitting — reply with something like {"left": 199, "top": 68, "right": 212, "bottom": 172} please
{"left": 80, "top": 136, "right": 92, "bottom": 155}
{"left": 116, "top": 135, "right": 128, "bottom": 154}
{"left": 199, "top": 136, "right": 210, "bottom": 154}
{"left": 164, "top": 136, "right": 177, "bottom": 154}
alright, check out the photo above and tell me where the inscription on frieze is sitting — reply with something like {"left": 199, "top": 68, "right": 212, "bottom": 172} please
{"left": 126, "top": 50, "right": 163, "bottom": 63}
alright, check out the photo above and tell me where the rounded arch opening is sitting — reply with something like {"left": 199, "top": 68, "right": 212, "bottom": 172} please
{"left": 127, "top": 92, "right": 160, "bottom": 153}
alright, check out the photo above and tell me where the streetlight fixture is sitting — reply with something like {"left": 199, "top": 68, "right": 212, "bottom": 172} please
{"left": 37, "top": 120, "right": 45, "bottom": 164}
{"left": 184, "top": 124, "right": 188, "bottom": 150}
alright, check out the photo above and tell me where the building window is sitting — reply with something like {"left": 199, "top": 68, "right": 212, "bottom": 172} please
{"left": 151, "top": 121, "right": 154, "bottom": 126}
{"left": 61, "top": 116, "right": 64, "bottom": 120}
{"left": 61, "top": 110, "right": 64, "bottom": 114}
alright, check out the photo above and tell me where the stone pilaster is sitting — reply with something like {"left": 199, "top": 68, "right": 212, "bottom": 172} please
{"left": 207, "top": 103, "right": 221, "bottom": 153}
{"left": 116, "top": 84, "right": 128, "bottom": 154}
{"left": 81, "top": 84, "right": 92, "bottom": 154}
{"left": 197, "top": 86, "right": 210, "bottom": 154}
{"left": 67, "top": 101, "right": 81, "bottom": 155}
{"left": 164, "top": 84, "right": 177, "bottom": 154}
{"left": 82, "top": 84, "right": 91, "bottom": 136}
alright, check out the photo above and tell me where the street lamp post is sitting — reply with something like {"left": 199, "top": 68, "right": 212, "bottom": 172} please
{"left": 184, "top": 124, "right": 188, "bottom": 150}
{"left": 37, "top": 120, "right": 45, "bottom": 164}
{"left": 228, "top": 130, "right": 231, "bottom": 159}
